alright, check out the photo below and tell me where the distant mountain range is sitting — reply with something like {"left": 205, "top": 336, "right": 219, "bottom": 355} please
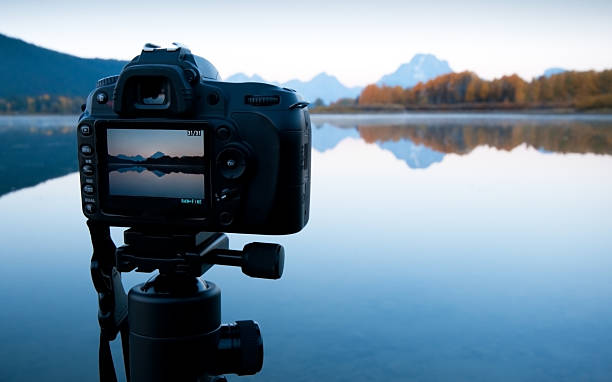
{"left": 115, "top": 151, "right": 165, "bottom": 162}
{"left": 109, "top": 151, "right": 203, "bottom": 166}
{"left": 225, "top": 55, "right": 454, "bottom": 104}
{"left": 116, "top": 154, "right": 146, "bottom": 162}
{"left": 225, "top": 72, "right": 363, "bottom": 105}
{"left": 0, "top": 32, "right": 577, "bottom": 106}
{"left": 377, "top": 54, "right": 453, "bottom": 88}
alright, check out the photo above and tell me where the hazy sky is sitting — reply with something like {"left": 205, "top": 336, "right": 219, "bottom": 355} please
{"left": 1, "top": 0, "right": 611, "bottom": 86}
{"left": 107, "top": 129, "right": 204, "bottom": 158}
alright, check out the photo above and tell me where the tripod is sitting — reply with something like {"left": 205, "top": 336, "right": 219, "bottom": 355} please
{"left": 88, "top": 220, "right": 284, "bottom": 382}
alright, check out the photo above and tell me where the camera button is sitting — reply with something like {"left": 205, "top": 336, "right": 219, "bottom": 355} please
{"left": 96, "top": 92, "right": 108, "bottom": 104}
{"left": 219, "top": 212, "right": 234, "bottom": 226}
{"left": 82, "top": 164, "right": 94, "bottom": 176}
{"left": 79, "top": 125, "right": 92, "bottom": 136}
{"left": 216, "top": 126, "right": 231, "bottom": 140}
{"left": 218, "top": 148, "right": 247, "bottom": 179}
{"left": 83, "top": 185, "right": 95, "bottom": 194}
{"left": 84, "top": 203, "right": 96, "bottom": 214}
{"left": 208, "top": 92, "right": 220, "bottom": 105}
{"left": 81, "top": 145, "right": 93, "bottom": 156}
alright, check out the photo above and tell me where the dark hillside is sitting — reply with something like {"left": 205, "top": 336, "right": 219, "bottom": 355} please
{"left": 0, "top": 33, "right": 127, "bottom": 97}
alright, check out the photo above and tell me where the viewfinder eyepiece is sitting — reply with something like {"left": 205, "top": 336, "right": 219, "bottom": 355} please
{"left": 136, "top": 76, "right": 170, "bottom": 107}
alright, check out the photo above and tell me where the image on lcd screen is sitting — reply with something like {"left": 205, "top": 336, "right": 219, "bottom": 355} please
{"left": 106, "top": 128, "right": 205, "bottom": 199}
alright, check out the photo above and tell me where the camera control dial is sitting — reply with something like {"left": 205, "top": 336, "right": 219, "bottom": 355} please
{"left": 217, "top": 147, "right": 247, "bottom": 179}
{"left": 96, "top": 75, "right": 119, "bottom": 88}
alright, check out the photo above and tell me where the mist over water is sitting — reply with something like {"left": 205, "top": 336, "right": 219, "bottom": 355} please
{"left": 1, "top": 114, "right": 612, "bottom": 381}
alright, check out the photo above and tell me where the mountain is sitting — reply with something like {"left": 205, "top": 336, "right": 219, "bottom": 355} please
{"left": 149, "top": 151, "right": 166, "bottom": 159}
{"left": 225, "top": 73, "right": 272, "bottom": 84}
{"left": 225, "top": 72, "right": 362, "bottom": 104}
{"left": 377, "top": 54, "right": 453, "bottom": 88}
{"left": 542, "top": 67, "right": 566, "bottom": 78}
{"left": 0, "top": 33, "right": 127, "bottom": 97}
{"left": 0, "top": 33, "right": 440, "bottom": 104}
{"left": 117, "top": 154, "right": 145, "bottom": 162}
{"left": 282, "top": 73, "right": 362, "bottom": 104}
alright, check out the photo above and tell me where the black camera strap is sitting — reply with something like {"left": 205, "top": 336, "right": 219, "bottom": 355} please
{"left": 87, "top": 220, "right": 131, "bottom": 382}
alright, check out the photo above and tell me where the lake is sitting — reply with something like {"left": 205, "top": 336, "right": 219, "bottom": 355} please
{"left": 1, "top": 113, "right": 611, "bottom": 381}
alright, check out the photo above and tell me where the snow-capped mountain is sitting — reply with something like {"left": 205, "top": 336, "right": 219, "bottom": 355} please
{"left": 224, "top": 54, "right": 453, "bottom": 102}
{"left": 377, "top": 54, "right": 453, "bottom": 88}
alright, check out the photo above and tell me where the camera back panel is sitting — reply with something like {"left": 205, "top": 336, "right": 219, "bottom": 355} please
{"left": 78, "top": 47, "right": 311, "bottom": 235}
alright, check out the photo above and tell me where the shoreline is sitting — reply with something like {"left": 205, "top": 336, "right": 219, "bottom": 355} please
{"left": 2, "top": 110, "right": 612, "bottom": 117}
{"left": 310, "top": 105, "right": 612, "bottom": 115}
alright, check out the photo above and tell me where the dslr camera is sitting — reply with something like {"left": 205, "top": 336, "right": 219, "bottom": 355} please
{"left": 77, "top": 44, "right": 311, "bottom": 234}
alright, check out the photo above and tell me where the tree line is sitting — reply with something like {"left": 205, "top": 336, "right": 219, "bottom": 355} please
{"left": 357, "top": 122, "right": 612, "bottom": 155}
{"left": 0, "top": 94, "right": 85, "bottom": 114}
{"left": 357, "top": 70, "right": 612, "bottom": 110}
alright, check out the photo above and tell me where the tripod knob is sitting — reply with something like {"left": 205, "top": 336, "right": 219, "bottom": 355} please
{"left": 241, "top": 243, "right": 284, "bottom": 279}
{"left": 214, "top": 320, "right": 263, "bottom": 376}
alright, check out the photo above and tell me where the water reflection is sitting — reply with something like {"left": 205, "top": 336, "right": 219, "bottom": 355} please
{"left": 2, "top": 114, "right": 612, "bottom": 196}
{"left": 1, "top": 114, "right": 612, "bottom": 381}
{"left": 314, "top": 114, "right": 612, "bottom": 169}
{"left": 0, "top": 116, "right": 77, "bottom": 196}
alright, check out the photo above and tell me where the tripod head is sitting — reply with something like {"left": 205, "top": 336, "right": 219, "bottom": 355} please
{"left": 116, "top": 228, "right": 284, "bottom": 280}
{"left": 88, "top": 222, "right": 285, "bottom": 382}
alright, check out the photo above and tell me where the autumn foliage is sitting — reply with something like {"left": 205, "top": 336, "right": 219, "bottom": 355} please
{"left": 0, "top": 94, "right": 85, "bottom": 114}
{"left": 358, "top": 70, "right": 612, "bottom": 109}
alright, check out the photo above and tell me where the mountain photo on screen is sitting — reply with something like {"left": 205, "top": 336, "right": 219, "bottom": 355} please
{"left": 106, "top": 128, "right": 205, "bottom": 199}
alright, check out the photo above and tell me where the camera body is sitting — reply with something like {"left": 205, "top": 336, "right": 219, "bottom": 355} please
{"left": 77, "top": 45, "right": 311, "bottom": 235}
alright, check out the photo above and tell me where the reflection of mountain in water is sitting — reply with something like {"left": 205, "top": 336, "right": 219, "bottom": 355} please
{"left": 109, "top": 164, "right": 204, "bottom": 176}
{"left": 378, "top": 140, "right": 445, "bottom": 169}
{"left": 312, "top": 123, "right": 360, "bottom": 152}
{"left": 312, "top": 120, "right": 445, "bottom": 169}
{"left": 117, "top": 166, "right": 145, "bottom": 174}
{"left": 115, "top": 166, "right": 174, "bottom": 177}
{"left": 2, "top": 115, "right": 612, "bottom": 196}
{"left": 357, "top": 122, "right": 612, "bottom": 156}
{"left": 312, "top": 115, "right": 612, "bottom": 169}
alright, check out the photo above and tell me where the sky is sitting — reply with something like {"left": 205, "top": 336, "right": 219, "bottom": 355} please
{"left": 107, "top": 128, "right": 204, "bottom": 158}
{"left": 1, "top": 0, "right": 611, "bottom": 87}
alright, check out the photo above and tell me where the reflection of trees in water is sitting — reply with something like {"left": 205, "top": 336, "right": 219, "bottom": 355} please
{"left": 357, "top": 122, "right": 612, "bottom": 155}
{"left": 0, "top": 125, "right": 76, "bottom": 197}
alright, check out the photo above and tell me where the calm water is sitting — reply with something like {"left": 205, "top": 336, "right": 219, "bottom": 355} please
{"left": 1, "top": 113, "right": 611, "bottom": 381}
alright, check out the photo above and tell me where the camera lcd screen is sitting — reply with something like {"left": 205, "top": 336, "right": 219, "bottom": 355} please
{"left": 106, "top": 128, "right": 206, "bottom": 200}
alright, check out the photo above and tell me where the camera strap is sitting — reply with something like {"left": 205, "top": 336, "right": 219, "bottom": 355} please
{"left": 87, "top": 220, "right": 131, "bottom": 382}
